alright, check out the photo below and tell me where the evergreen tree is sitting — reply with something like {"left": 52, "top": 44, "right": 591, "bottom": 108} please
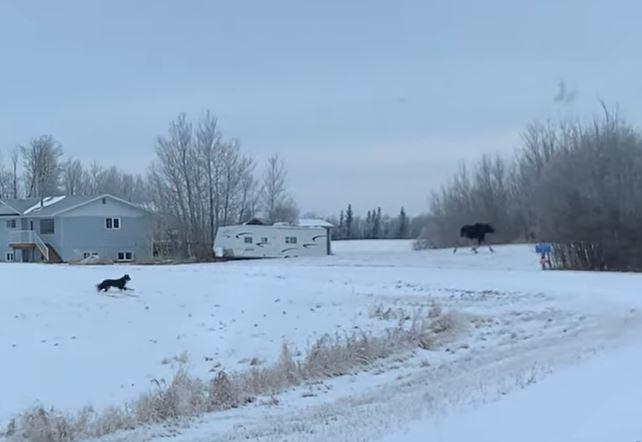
{"left": 346, "top": 204, "right": 354, "bottom": 239}
{"left": 398, "top": 207, "right": 408, "bottom": 239}
{"left": 383, "top": 215, "right": 390, "bottom": 238}
{"left": 366, "top": 210, "right": 372, "bottom": 239}
{"left": 373, "top": 207, "right": 382, "bottom": 239}
{"left": 333, "top": 205, "right": 417, "bottom": 241}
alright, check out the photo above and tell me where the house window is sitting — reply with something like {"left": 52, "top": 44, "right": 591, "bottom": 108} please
{"left": 40, "top": 219, "right": 54, "bottom": 234}
{"left": 5, "top": 220, "right": 16, "bottom": 229}
{"left": 285, "top": 236, "right": 297, "bottom": 244}
{"left": 117, "top": 251, "right": 133, "bottom": 261}
{"left": 102, "top": 197, "right": 107, "bottom": 204}
{"left": 83, "top": 252, "right": 99, "bottom": 259}
{"left": 106, "top": 217, "right": 121, "bottom": 230}
{"left": 244, "top": 236, "right": 253, "bottom": 244}
{"left": 6, "top": 252, "right": 14, "bottom": 262}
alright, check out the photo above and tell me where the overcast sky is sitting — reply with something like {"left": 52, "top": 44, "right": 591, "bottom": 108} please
{"left": 1, "top": 1, "right": 641, "bottom": 215}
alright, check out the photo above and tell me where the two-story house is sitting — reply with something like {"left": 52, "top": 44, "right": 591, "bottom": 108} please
{"left": 0, "top": 194, "right": 153, "bottom": 263}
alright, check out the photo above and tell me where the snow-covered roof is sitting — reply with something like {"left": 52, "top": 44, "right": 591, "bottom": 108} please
{"left": 297, "top": 218, "right": 334, "bottom": 228}
{"left": 0, "top": 198, "right": 41, "bottom": 214}
{"left": 23, "top": 196, "right": 67, "bottom": 214}
{"left": 243, "top": 217, "right": 269, "bottom": 225}
{"left": 1, "top": 194, "right": 149, "bottom": 217}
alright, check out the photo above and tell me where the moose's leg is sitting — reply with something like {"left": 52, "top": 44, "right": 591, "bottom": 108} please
{"left": 488, "top": 245, "right": 494, "bottom": 253}
{"left": 453, "top": 247, "right": 458, "bottom": 254}
{"left": 472, "top": 238, "right": 481, "bottom": 254}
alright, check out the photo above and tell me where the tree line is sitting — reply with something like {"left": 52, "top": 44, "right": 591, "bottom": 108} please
{"left": 326, "top": 204, "right": 426, "bottom": 240}
{"left": 0, "top": 135, "right": 149, "bottom": 203}
{"left": 418, "top": 106, "right": 642, "bottom": 271}
{"left": 0, "top": 111, "right": 298, "bottom": 259}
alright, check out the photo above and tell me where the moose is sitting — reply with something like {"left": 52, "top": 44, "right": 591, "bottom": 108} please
{"left": 454, "top": 223, "right": 495, "bottom": 254}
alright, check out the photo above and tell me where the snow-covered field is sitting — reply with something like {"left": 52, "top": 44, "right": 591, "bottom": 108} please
{"left": 2, "top": 240, "right": 642, "bottom": 441}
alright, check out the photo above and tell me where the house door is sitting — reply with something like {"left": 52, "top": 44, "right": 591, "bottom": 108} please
{"left": 11, "top": 249, "right": 22, "bottom": 263}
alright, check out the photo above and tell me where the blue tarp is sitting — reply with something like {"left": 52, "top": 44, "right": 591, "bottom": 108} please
{"left": 535, "top": 243, "right": 552, "bottom": 254}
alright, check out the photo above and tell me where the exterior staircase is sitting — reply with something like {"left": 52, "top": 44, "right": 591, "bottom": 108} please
{"left": 46, "top": 244, "right": 63, "bottom": 263}
{"left": 8, "top": 231, "right": 62, "bottom": 263}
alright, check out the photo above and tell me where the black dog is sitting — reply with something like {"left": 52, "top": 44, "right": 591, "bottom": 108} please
{"left": 97, "top": 274, "right": 131, "bottom": 292}
{"left": 454, "top": 223, "right": 495, "bottom": 254}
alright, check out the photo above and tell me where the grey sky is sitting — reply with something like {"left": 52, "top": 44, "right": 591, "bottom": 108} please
{"left": 1, "top": 1, "right": 641, "bottom": 215}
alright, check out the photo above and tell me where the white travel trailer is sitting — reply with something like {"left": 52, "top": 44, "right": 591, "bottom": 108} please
{"left": 213, "top": 219, "right": 333, "bottom": 258}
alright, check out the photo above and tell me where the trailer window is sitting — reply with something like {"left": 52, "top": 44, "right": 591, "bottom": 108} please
{"left": 261, "top": 237, "right": 269, "bottom": 244}
{"left": 244, "top": 236, "right": 253, "bottom": 244}
{"left": 285, "top": 236, "right": 297, "bottom": 244}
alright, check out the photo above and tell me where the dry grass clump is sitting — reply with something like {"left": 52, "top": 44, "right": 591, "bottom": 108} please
{"left": 4, "top": 305, "right": 466, "bottom": 441}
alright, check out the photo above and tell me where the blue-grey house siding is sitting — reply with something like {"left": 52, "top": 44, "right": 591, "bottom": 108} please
{"left": 0, "top": 217, "right": 18, "bottom": 262}
{"left": 54, "top": 216, "right": 152, "bottom": 262}
{"left": 0, "top": 195, "right": 153, "bottom": 263}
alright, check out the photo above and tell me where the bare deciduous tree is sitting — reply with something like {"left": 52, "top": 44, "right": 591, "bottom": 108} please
{"left": 0, "top": 151, "right": 12, "bottom": 198}
{"left": 21, "top": 135, "right": 63, "bottom": 198}
{"left": 195, "top": 110, "right": 222, "bottom": 246}
{"left": 6, "top": 111, "right": 289, "bottom": 261}
{"left": 418, "top": 105, "right": 642, "bottom": 271}
{"left": 151, "top": 112, "right": 262, "bottom": 258}
{"left": 10, "top": 147, "right": 20, "bottom": 198}
{"left": 260, "top": 154, "right": 298, "bottom": 223}
{"left": 61, "top": 159, "right": 84, "bottom": 196}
